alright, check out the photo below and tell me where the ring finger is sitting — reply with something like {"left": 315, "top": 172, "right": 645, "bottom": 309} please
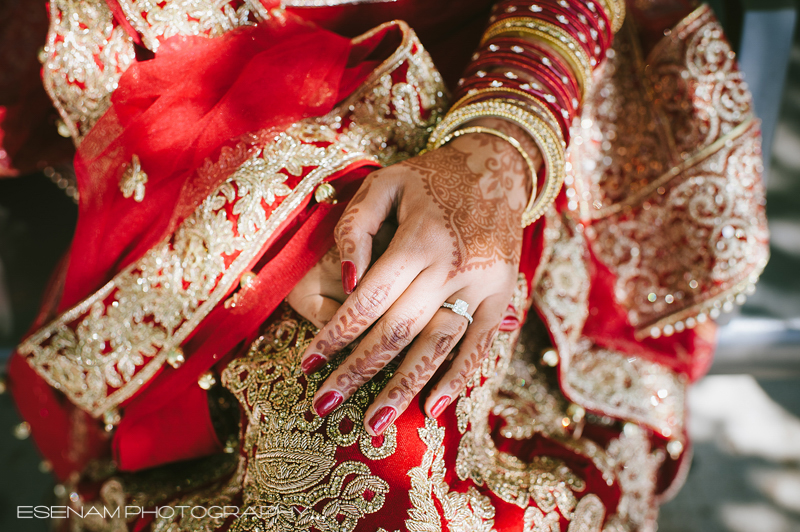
{"left": 362, "top": 291, "right": 479, "bottom": 436}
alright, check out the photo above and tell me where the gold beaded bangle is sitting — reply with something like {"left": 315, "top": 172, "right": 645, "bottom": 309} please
{"left": 438, "top": 125, "right": 538, "bottom": 205}
{"left": 450, "top": 87, "right": 565, "bottom": 142}
{"left": 481, "top": 18, "right": 593, "bottom": 96}
{"left": 427, "top": 99, "right": 565, "bottom": 227}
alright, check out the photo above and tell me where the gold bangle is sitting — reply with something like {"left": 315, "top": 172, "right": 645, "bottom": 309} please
{"left": 482, "top": 18, "right": 593, "bottom": 96}
{"left": 437, "top": 125, "right": 538, "bottom": 207}
{"left": 427, "top": 99, "right": 565, "bottom": 227}
{"left": 450, "top": 87, "right": 565, "bottom": 141}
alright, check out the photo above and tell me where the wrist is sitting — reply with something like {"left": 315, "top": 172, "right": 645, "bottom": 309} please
{"left": 450, "top": 118, "right": 539, "bottom": 201}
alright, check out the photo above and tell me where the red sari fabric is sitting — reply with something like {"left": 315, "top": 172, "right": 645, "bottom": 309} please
{"left": 4, "top": 7, "right": 746, "bottom": 523}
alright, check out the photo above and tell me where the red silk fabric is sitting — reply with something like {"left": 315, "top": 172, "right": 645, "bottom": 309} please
{"left": 61, "top": 14, "right": 368, "bottom": 310}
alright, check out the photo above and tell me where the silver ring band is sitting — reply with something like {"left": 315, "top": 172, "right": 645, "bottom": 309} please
{"left": 441, "top": 299, "right": 473, "bottom": 324}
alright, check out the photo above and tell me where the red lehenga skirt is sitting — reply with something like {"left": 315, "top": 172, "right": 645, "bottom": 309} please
{"left": 3, "top": 2, "right": 767, "bottom": 531}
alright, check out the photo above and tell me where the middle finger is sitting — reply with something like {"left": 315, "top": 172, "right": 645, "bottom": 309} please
{"left": 310, "top": 271, "right": 446, "bottom": 416}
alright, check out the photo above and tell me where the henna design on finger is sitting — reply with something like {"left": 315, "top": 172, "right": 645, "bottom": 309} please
{"left": 405, "top": 146, "right": 524, "bottom": 279}
{"left": 313, "top": 283, "right": 392, "bottom": 353}
{"left": 335, "top": 178, "right": 373, "bottom": 255}
{"left": 334, "top": 314, "right": 420, "bottom": 397}
{"left": 383, "top": 327, "right": 461, "bottom": 408}
{"left": 447, "top": 327, "right": 498, "bottom": 394}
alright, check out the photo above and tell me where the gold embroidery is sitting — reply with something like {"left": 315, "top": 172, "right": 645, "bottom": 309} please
{"left": 532, "top": 212, "right": 686, "bottom": 440}
{"left": 43, "top": 0, "right": 136, "bottom": 143}
{"left": 532, "top": 211, "right": 590, "bottom": 347}
{"left": 20, "top": 23, "right": 447, "bottom": 417}
{"left": 496, "top": 359, "right": 616, "bottom": 487}
{"left": 524, "top": 507, "right": 561, "bottom": 532}
{"left": 601, "top": 425, "right": 664, "bottom": 532}
{"left": 568, "top": 7, "right": 769, "bottom": 337}
{"left": 114, "top": 0, "right": 258, "bottom": 52}
{"left": 20, "top": 122, "right": 365, "bottom": 416}
{"left": 567, "top": 494, "right": 605, "bottom": 532}
{"left": 406, "top": 417, "right": 497, "bottom": 531}
{"left": 220, "top": 314, "right": 395, "bottom": 532}
{"left": 561, "top": 342, "right": 686, "bottom": 441}
{"left": 454, "top": 329, "right": 587, "bottom": 517}
{"left": 120, "top": 155, "right": 148, "bottom": 202}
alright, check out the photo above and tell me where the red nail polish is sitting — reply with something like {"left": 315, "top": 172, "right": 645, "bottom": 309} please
{"left": 430, "top": 396, "right": 451, "bottom": 418}
{"left": 301, "top": 353, "right": 326, "bottom": 375}
{"left": 368, "top": 406, "right": 397, "bottom": 435}
{"left": 499, "top": 315, "right": 521, "bottom": 332}
{"left": 314, "top": 391, "right": 343, "bottom": 417}
{"left": 342, "top": 260, "right": 357, "bottom": 294}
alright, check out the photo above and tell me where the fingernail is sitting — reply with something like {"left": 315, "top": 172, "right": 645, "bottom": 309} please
{"left": 342, "top": 260, "right": 357, "bottom": 294}
{"left": 430, "top": 396, "right": 451, "bottom": 418}
{"left": 368, "top": 406, "right": 397, "bottom": 435}
{"left": 314, "top": 390, "right": 343, "bottom": 417}
{"left": 499, "top": 315, "right": 520, "bottom": 332}
{"left": 301, "top": 353, "right": 326, "bottom": 375}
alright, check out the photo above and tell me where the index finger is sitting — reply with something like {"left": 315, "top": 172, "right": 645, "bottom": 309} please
{"left": 299, "top": 247, "right": 421, "bottom": 374}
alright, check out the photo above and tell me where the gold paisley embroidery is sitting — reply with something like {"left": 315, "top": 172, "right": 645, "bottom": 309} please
{"left": 220, "top": 314, "right": 395, "bottom": 532}
{"left": 567, "top": 7, "right": 768, "bottom": 337}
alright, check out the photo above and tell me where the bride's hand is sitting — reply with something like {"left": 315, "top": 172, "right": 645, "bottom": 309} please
{"left": 299, "top": 118, "right": 541, "bottom": 436}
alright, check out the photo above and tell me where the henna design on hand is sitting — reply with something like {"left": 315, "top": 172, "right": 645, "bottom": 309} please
{"left": 384, "top": 326, "right": 461, "bottom": 408}
{"left": 334, "top": 313, "right": 420, "bottom": 396}
{"left": 335, "top": 178, "right": 373, "bottom": 255}
{"left": 313, "top": 282, "right": 391, "bottom": 353}
{"left": 405, "top": 145, "right": 524, "bottom": 279}
{"left": 447, "top": 327, "right": 498, "bottom": 393}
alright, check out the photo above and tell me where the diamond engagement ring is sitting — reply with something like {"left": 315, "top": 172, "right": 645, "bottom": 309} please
{"left": 441, "top": 299, "right": 473, "bottom": 324}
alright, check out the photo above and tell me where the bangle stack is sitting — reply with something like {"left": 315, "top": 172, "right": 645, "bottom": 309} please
{"left": 429, "top": 0, "right": 624, "bottom": 227}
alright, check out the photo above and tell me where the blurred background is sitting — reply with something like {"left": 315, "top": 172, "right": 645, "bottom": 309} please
{"left": 2, "top": 1, "right": 800, "bottom": 531}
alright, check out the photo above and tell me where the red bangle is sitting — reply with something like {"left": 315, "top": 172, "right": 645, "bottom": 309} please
{"left": 490, "top": 9, "right": 596, "bottom": 59}
{"left": 462, "top": 54, "right": 577, "bottom": 114}
{"left": 475, "top": 39, "right": 581, "bottom": 104}
{"left": 456, "top": 75, "right": 572, "bottom": 136}
{"left": 492, "top": 0, "right": 611, "bottom": 46}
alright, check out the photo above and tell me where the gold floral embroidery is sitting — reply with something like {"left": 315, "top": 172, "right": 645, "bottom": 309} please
{"left": 20, "top": 22, "right": 446, "bottom": 418}
{"left": 568, "top": 6, "right": 768, "bottom": 337}
{"left": 406, "top": 417, "right": 497, "bottom": 532}
{"left": 42, "top": 0, "right": 136, "bottom": 143}
{"left": 524, "top": 507, "right": 561, "bottom": 532}
{"left": 114, "top": 0, "right": 259, "bottom": 52}
{"left": 601, "top": 425, "right": 664, "bottom": 532}
{"left": 454, "top": 329, "right": 587, "bottom": 517}
{"left": 120, "top": 155, "right": 148, "bottom": 202}
{"left": 19, "top": 122, "right": 366, "bottom": 417}
{"left": 560, "top": 341, "right": 686, "bottom": 441}
{"left": 220, "top": 313, "right": 395, "bottom": 532}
